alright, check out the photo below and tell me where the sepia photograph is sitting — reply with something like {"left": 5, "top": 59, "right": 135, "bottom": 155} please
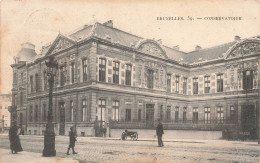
{"left": 0, "top": 0, "right": 259, "bottom": 162}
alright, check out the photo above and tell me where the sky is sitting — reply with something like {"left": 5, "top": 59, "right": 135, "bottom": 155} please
{"left": 0, "top": 0, "right": 259, "bottom": 94}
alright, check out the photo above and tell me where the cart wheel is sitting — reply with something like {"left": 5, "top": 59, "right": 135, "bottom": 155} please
{"left": 134, "top": 133, "right": 138, "bottom": 140}
{"left": 121, "top": 132, "right": 127, "bottom": 140}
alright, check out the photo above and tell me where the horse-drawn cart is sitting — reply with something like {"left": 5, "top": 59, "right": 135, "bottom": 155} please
{"left": 121, "top": 130, "right": 138, "bottom": 140}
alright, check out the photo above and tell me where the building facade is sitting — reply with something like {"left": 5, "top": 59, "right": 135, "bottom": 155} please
{"left": 0, "top": 94, "right": 11, "bottom": 132}
{"left": 10, "top": 21, "right": 260, "bottom": 139}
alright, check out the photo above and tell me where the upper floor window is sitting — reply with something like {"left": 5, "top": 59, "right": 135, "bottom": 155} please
{"left": 167, "top": 74, "right": 171, "bottom": 92}
{"left": 35, "top": 73, "right": 39, "bottom": 92}
{"left": 21, "top": 73, "right": 24, "bottom": 84}
{"left": 30, "top": 75, "right": 34, "bottom": 93}
{"left": 20, "top": 92, "right": 23, "bottom": 106}
{"left": 99, "top": 58, "right": 106, "bottom": 82}
{"left": 183, "top": 77, "right": 187, "bottom": 95}
{"left": 13, "top": 73, "right": 17, "bottom": 85}
{"left": 147, "top": 69, "right": 154, "bottom": 89}
{"left": 243, "top": 70, "right": 253, "bottom": 90}
{"left": 125, "top": 64, "right": 132, "bottom": 86}
{"left": 217, "top": 74, "right": 223, "bottom": 92}
{"left": 71, "top": 63, "right": 75, "bottom": 84}
{"left": 43, "top": 71, "right": 48, "bottom": 90}
{"left": 60, "top": 66, "right": 66, "bottom": 86}
{"left": 176, "top": 76, "right": 179, "bottom": 93}
{"left": 193, "top": 78, "right": 198, "bottom": 95}
{"left": 204, "top": 76, "right": 210, "bottom": 93}
{"left": 113, "top": 61, "right": 120, "bottom": 84}
{"left": 112, "top": 100, "right": 119, "bottom": 121}
{"left": 43, "top": 104, "right": 47, "bottom": 122}
{"left": 29, "top": 106, "right": 33, "bottom": 122}
{"left": 82, "top": 59, "right": 88, "bottom": 81}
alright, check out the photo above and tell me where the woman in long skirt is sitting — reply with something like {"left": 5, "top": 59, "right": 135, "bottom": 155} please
{"left": 9, "top": 122, "right": 23, "bottom": 154}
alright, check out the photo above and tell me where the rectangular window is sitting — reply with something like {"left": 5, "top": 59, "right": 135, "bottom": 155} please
{"left": 160, "top": 105, "right": 163, "bottom": 120}
{"left": 35, "top": 73, "right": 39, "bottom": 92}
{"left": 243, "top": 70, "right": 253, "bottom": 90}
{"left": 125, "top": 64, "right": 132, "bottom": 86}
{"left": 82, "top": 59, "right": 88, "bottom": 81}
{"left": 112, "top": 100, "right": 119, "bottom": 121}
{"left": 13, "top": 73, "right": 17, "bottom": 85}
{"left": 20, "top": 92, "right": 23, "bottom": 106}
{"left": 167, "top": 74, "right": 171, "bottom": 92}
{"left": 183, "top": 107, "right": 187, "bottom": 123}
{"left": 193, "top": 108, "right": 198, "bottom": 123}
{"left": 217, "top": 74, "right": 223, "bottom": 92}
{"left": 204, "top": 76, "right": 210, "bottom": 93}
{"left": 43, "top": 104, "right": 47, "bottom": 122}
{"left": 126, "top": 109, "right": 131, "bottom": 121}
{"left": 99, "top": 58, "right": 106, "bottom": 82}
{"left": 166, "top": 106, "right": 171, "bottom": 121}
{"left": 147, "top": 69, "right": 154, "bottom": 88}
{"left": 217, "top": 106, "right": 224, "bottom": 124}
{"left": 138, "top": 109, "right": 142, "bottom": 121}
{"left": 71, "top": 63, "right": 75, "bottom": 84}
{"left": 70, "top": 101, "right": 74, "bottom": 122}
{"left": 204, "top": 107, "right": 210, "bottom": 124}
{"left": 60, "top": 66, "right": 66, "bottom": 86}
{"left": 44, "top": 71, "right": 48, "bottom": 90}
{"left": 183, "top": 77, "right": 187, "bottom": 95}
{"left": 29, "top": 106, "right": 33, "bottom": 122}
{"left": 230, "top": 106, "right": 236, "bottom": 124}
{"left": 113, "top": 61, "right": 120, "bottom": 84}
{"left": 82, "top": 99, "right": 87, "bottom": 121}
{"left": 175, "top": 107, "right": 179, "bottom": 123}
{"left": 30, "top": 75, "right": 34, "bottom": 93}
{"left": 21, "top": 73, "right": 23, "bottom": 84}
{"left": 97, "top": 99, "right": 106, "bottom": 123}
{"left": 193, "top": 78, "right": 198, "bottom": 94}
{"left": 176, "top": 76, "right": 179, "bottom": 93}
{"left": 35, "top": 105, "right": 38, "bottom": 122}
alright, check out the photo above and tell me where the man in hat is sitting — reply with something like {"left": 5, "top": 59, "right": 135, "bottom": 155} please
{"left": 156, "top": 119, "right": 164, "bottom": 147}
{"left": 66, "top": 126, "right": 77, "bottom": 155}
{"left": 9, "top": 121, "right": 23, "bottom": 154}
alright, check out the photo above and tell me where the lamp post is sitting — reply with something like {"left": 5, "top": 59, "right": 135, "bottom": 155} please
{"left": 43, "top": 56, "right": 58, "bottom": 157}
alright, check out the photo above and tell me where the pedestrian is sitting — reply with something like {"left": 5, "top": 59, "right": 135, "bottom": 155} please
{"left": 9, "top": 121, "right": 23, "bottom": 154}
{"left": 156, "top": 119, "right": 164, "bottom": 147}
{"left": 66, "top": 126, "right": 77, "bottom": 155}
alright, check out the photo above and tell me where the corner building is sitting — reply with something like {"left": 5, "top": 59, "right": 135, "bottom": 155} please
{"left": 10, "top": 21, "right": 260, "bottom": 139}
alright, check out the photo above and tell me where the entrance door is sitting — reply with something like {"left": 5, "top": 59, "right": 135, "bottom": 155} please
{"left": 241, "top": 105, "right": 256, "bottom": 139}
{"left": 59, "top": 102, "right": 65, "bottom": 135}
{"left": 146, "top": 104, "right": 154, "bottom": 128}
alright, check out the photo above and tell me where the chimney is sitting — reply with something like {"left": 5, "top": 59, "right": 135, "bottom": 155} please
{"left": 21, "top": 42, "right": 35, "bottom": 50}
{"left": 173, "top": 45, "right": 179, "bottom": 51}
{"left": 234, "top": 35, "right": 241, "bottom": 41}
{"left": 195, "top": 45, "right": 202, "bottom": 51}
{"left": 103, "top": 20, "right": 113, "bottom": 28}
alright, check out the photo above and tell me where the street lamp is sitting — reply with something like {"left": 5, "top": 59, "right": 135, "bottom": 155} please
{"left": 43, "top": 56, "right": 58, "bottom": 157}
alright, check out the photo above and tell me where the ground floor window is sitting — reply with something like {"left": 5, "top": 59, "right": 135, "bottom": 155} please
{"left": 126, "top": 109, "right": 131, "bottom": 121}
{"left": 230, "top": 106, "right": 236, "bottom": 123}
{"left": 138, "top": 109, "right": 142, "bottom": 121}
{"left": 175, "top": 107, "right": 179, "bottom": 123}
{"left": 204, "top": 107, "right": 210, "bottom": 124}
{"left": 183, "top": 107, "right": 187, "bottom": 123}
{"left": 97, "top": 99, "right": 106, "bottom": 123}
{"left": 112, "top": 100, "right": 119, "bottom": 121}
{"left": 193, "top": 108, "right": 198, "bottom": 123}
{"left": 166, "top": 106, "right": 171, "bottom": 122}
{"left": 217, "top": 106, "right": 224, "bottom": 124}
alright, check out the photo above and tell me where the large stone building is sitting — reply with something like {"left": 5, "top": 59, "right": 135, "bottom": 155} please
{"left": 10, "top": 20, "right": 260, "bottom": 139}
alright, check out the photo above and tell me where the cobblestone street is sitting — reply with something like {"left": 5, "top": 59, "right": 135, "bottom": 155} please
{"left": 0, "top": 134, "right": 259, "bottom": 163}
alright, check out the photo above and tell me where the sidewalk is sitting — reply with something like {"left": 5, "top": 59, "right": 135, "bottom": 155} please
{"left": 0, "top": 148, "right": 79, "bottom": 163}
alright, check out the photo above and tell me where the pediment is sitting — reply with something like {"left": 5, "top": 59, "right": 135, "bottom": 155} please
{"left": 225, "top": 39, "right": 260, "bottom": 59}
{"left": 136, "top": 40, "right": 167, "bottom": 59}
{"left": 46, "top": 34, "right": 76, "bottom": 56}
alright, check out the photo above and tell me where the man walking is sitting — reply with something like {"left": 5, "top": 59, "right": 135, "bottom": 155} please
{"left": 66, "top": 126, "right": 77, "bottom": 155}
{"left": 156, "top": 119, "right": 164, "bottom": 147}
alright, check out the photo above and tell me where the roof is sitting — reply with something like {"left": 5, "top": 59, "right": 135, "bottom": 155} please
{"left": 184, "top": 42, "right": 236, "bottom": 64}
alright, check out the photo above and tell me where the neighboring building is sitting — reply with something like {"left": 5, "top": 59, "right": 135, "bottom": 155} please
{"left": 0, "top": 94, "right": 11, "bottom": 132}
{"left": 10, "top": 20, "right": 260, "bottom": 139}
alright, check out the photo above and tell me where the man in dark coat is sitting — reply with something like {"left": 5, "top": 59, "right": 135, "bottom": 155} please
{"left": 156, "top": 119, "right": 164, "bottom": 147}
{"left": 66, "top": 126, "right": 77, "bottom": 155}
{"left": 9, "top": 121, "right": 23, "bottom": 154}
